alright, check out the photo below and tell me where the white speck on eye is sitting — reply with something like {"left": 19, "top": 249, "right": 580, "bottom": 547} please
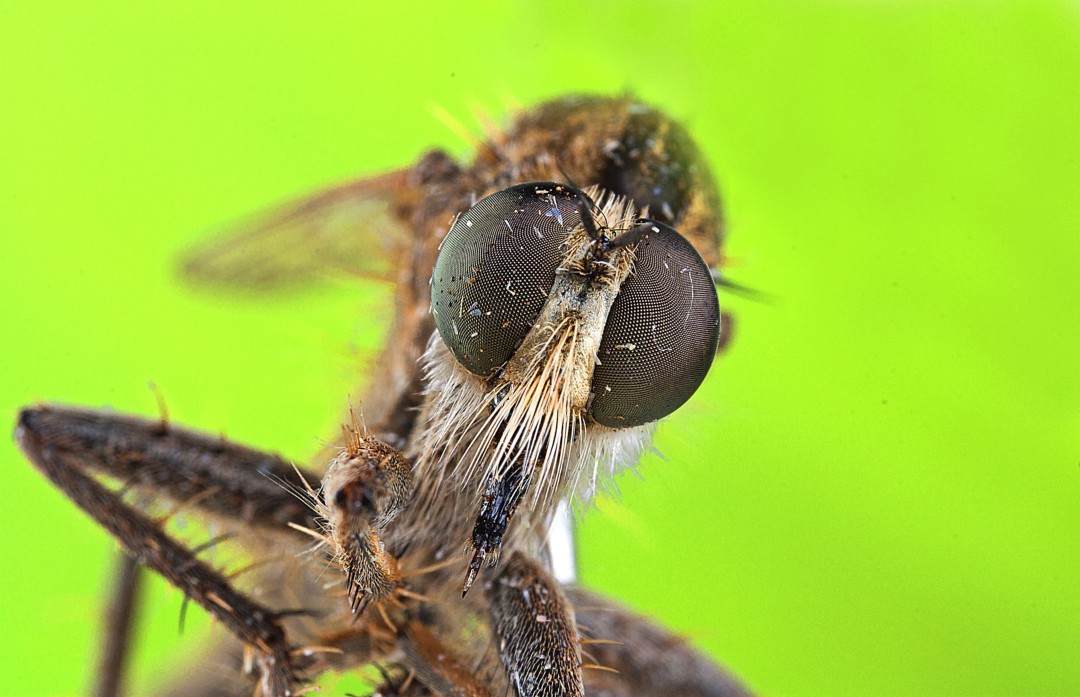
{"left": 452, "top": 320, "right": 459, "bottom": 336}
{"left": 680, "top": 267, "right": 695, "bottom": 326}
{"left": 465, "top": 219, "right": 473, "bottom": 228}
{"left": 505, "top": 279, "right": 517, "bottom": 296}
{"left": 535, "top": 614, "right": 547, "bottom": 623}
{"left": 504, "top": 219, "right": 513, "bottom": 233}
{"left": 467, "top": 301, "right": 481, "bottom": 317}
{"left": 614, "top": 343, "right": 636, "bottom": 351}
{"left": 534, "top": 226, "right": 543, "bottom": 239}
{"left": 651, "top": 225, "right": 660, "bottom": 233}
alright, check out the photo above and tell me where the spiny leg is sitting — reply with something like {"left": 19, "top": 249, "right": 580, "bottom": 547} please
{"left": 155, "top": 637, "right": 261, "bottom": 697}
{"left": 16, "top": 404, "right": 322, "bottom": 531}
{"left": 12, "top": 404, "right": 429, "bottom": 693}
{"left": 486, "top": 551, "right": 584, "bottom": 697}
{"left": 395, "top": 621, "right": 493, "bottom": 697}
{"left": 319, "top": 426, "right": 413, "bottom": 615}
{"left": 566, "top": 587, "right": 753, "bottom": 697}
{"left": 15, "top": 405, "right": 326, "bottom": 696}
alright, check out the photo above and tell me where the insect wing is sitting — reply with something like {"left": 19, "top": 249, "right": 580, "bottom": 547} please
{"left": 179, "top": 169, "right": 410, "bottom": 292}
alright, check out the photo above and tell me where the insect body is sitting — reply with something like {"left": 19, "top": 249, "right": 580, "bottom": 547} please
{"left": 15, "top": 95, "right": 750, "bottom": 696}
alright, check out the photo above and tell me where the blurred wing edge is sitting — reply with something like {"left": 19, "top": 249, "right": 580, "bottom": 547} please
{"left": 177, "top": 169, "right": 410, "bottom": 293}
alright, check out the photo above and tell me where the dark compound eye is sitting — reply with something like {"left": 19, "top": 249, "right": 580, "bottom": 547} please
{"left": 431, "top": 182, "right": 585, "bottom": 376}
{"left": 589, "top": 220, "right": 720, "bottom": 428}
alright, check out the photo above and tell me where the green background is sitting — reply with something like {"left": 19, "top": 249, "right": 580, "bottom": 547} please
{"left": 2, "top": 1, "right": 1079, "bottom": 695}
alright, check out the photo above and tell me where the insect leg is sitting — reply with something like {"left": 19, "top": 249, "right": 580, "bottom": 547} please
{"left": 567, "top": 587, "right": 753, "bottom": 697}
{"left": 94, "top": 552, "right": 143, "bottom": 697}
{"left": 153, "top": 638, "right": 258, "bottom": 697}
{"left": 321, "top": 432, "right": 413, "bottom": 614}
{"left": 16, "top": 409, "right": 301, "bottom": 696}
{"left": 486, "top": 551, "right": 584, "bottom": 697}
{"left": 395, "top": 621, "right": 494, "bottom": 697}
{"left": 15, "top": 404, "right": 321, "bottom": 532}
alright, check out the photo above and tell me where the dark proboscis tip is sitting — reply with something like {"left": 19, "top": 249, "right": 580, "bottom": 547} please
{"left": 462, "top": 462, "right": 528, "bottom": 596}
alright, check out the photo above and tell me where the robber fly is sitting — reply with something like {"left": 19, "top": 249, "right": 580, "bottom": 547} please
{"left": 15, "top": 95, "right": 752, "bottom": 697}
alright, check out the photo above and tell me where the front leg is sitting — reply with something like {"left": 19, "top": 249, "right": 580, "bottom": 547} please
{"left": 320, "top": 427, "right": 413, "bottom": 615}
{"left": 487, "top": 552, "right": 584, "bottom": 697}
{"left": 16, "top": 407, "right": 300, "bottom": 695}
{"left": 14, "top": 404, "right": 320, "bottom": 531}
{"left": 95, "top": 552, "right": 143, "bottom": 697}
{"left": 568, "top": 587, "right": 753, "bottom": 697}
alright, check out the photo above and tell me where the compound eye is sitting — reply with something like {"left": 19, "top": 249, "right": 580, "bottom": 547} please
{"left": 432, "top": 182, "right": 585, "bottom": 376}
{"left": 589, "top": 220, "right": 720, "bottom": 428}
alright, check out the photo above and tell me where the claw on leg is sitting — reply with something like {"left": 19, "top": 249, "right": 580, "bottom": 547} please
{"left": 320, "top": 432, "right": 413, "bottom": 614}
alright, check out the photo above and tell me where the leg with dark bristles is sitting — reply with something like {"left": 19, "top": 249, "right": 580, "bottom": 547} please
{"left": 321, "top": 428, "right": 413, "bottom": 615}
{"left": 15, "top": 404, "right": 322, "bottom": 532}
{"left": 567, "top": 587, "right": 754, "bottom": 697}
{"left": 16, "top": 407, "right": 304, "bottom": 695}
{"left": 396, "top": 621, "right": 493, "bottom": 697}
{"left": 486, "top": 552, "right": 583, "bottom": 697}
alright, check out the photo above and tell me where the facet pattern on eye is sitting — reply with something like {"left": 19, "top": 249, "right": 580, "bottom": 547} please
{"left": 589, "top": 222, "right": 720, "bottom": 427}
{"left": 431, "top": 182, "right": 582, "bottom": 376}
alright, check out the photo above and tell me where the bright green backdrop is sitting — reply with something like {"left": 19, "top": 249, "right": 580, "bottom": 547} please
{"left": 2, "top": 2, "right": 1079, "bottom": 696}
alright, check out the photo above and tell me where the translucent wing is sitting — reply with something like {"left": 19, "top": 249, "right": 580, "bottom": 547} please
{"left": 179, "top": 169, "right": 410, "bottom": 293}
